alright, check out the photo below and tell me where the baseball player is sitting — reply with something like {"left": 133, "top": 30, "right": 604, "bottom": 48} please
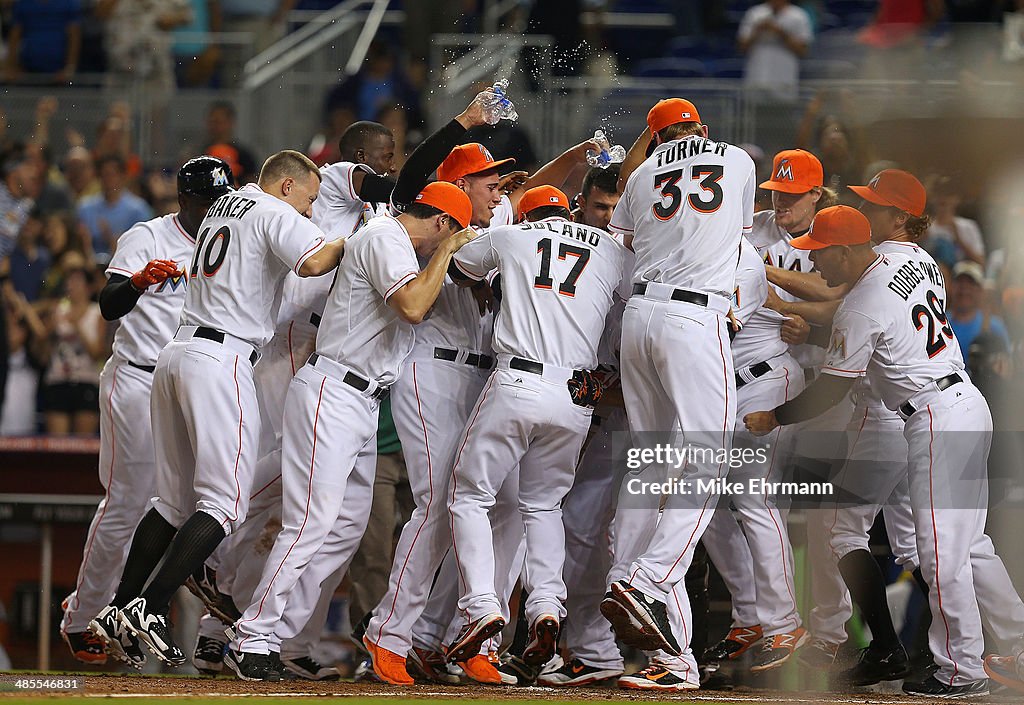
{"left": 444, "top": 185, "right": 626, "bottom": 677}
{"left": 701, "top": 235, "right": 808, "bottom": 673}
{"left": 226, "top": 182, "right": 475, "bottom": 681}
{"left": 602, "top": 98, "right": 755, "bottom": 690}
{"left": 59, "top": 157, "right": 233, "bottom": 666}
{"left": 89, "top": 151, "right": 345, "bottom": 667}
{"left": 362, "top": 96, "right": 599, "bottom": 685}
{"left": 190, "top": 122, "right": 398, "bottom": 679}
{"left": 744, "top": 205, "right": 1023, "bottom": 698}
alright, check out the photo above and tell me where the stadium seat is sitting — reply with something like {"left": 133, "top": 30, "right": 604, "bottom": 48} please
{"left": 634, "top": 58, "right": 708, "bottom": 78}
{"left": 706, "top": 58, "right": 746, "bottom": 79}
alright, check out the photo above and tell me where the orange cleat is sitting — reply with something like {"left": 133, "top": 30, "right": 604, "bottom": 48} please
{"left": 458, "top": 653, "right": 504, "bottom": 685}
{"left": 363, "top": 635, "right": 414, "bottom": 686}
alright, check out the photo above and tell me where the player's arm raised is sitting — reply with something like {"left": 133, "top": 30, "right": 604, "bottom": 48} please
{"left": 510, "top": 139, "right": 600, "bottom": 212}
{"left": 616, "top": 127, "right": 652, "bottom": 193}
{"left": 388, "top": 227, "right": 477, "bottom": 324}
{"left": 297, "top": 237, "right": 345, "bottom": 277}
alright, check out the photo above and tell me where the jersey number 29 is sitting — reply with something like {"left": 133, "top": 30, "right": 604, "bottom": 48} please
{"left": 912, "top": 289, "right": 955, "bottom": 358}
{"left": 190, "top": 225, "right": 231, "bottom": 278}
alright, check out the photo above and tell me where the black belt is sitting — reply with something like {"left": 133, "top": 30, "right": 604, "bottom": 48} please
{"left": 632, "top": 282, "right": 709, "bottom": 307}
{"left": 310, "top": 312, "right": 322, "bottom": 328}
{"left": 127, "top": 361, "right": 156, "bottom": 373}
{"left": 194, "top": 326, "right": 259, "bottom": 365}
{"left": 735, "top": 360, "right": 773, "bottom": 389}
{"left": 433, "top": 347, "right": 494, "bottom": 369}
{"left": 510, "top": 357, "right": 545, "bottom": 375}
{"left": 898, "top": 373, "right": 962, "bottom": 419}
{"left": 309, "top": 353, "right": 389, "bottom": 401}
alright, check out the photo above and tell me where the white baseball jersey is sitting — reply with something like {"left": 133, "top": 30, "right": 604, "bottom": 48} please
{"left": 609, "top": 135, "right": 755, "bottom": 296}
{"left": 312, "top": 161, "right": 377, "bottom": 239}
{"left": 275, "top": 162, "right": 385, "bottom": 327}
{"left": 454, "top": 216, "right": 626, "bottom": 370}
{"left": 731, "top": 237, "right": 789, "bottom": 370}
{"left": 823, "top": 251, "right": 965, "bottom": 410}
{"left": 748, "top": 210, "right": 814, "bottom": 286}
{"left": 106, "top": 214, "right": 194, "bottom": 366}
{"left": 314, "top": 215, "right": 420, "bottom": 385}
{"left": 181, "top": 184, "right": 326, "bottom": 349}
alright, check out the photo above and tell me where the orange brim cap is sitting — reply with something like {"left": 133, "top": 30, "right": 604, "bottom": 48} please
{"left": 437, "top": 143, "right": 515, "bottom": 182}
{"left": 790, "top": 205, "right": 871, "bottom": 250}
{"left": 414, "top": 181, "right": 473, "bottom": 229}
{"left": 759, "top": 149, "right": 824, "bottom": 193}
{"left": 518, "top": 185, "right": 570, "bottom": 219}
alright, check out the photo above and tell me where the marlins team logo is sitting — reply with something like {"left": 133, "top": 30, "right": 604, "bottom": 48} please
{"left": 828, "top": 329, "right": 847, "bottom": 359}
{"left": 775, "top": 159, "right": 794, "bottom": 182}
{"left": 478, "top": 144, "right": 494, "bottom": 162}
{"left": 210, "top": 167, "right": 230, "bottom": 188}
{"left": 868, "top": 174, "right": 882, "bottom": 190}
{"left": 156, "top": 271, "right": 189, "bottom": 293}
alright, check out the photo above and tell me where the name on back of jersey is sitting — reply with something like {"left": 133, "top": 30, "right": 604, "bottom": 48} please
{"left": 886, "top": 257, "right": 944, "bottom": 301}
{"left": 206, "top": 193, "right": 258, "bottom": 221}
{"left": 520, "top": 219, "right": 602, "bottom": 247}
{"left": 654, "top": 137, "right": 728, "bottom": 167}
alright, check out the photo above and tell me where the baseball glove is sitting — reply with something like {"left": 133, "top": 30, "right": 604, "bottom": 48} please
{"left": 568, "top": 369, "right": 604, "bottom": 408}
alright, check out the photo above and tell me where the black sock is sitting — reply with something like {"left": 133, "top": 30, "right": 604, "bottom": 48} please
{"left": 911, "top": 567, "right": 930, "bottom": 598}
{"left": 838, "top": 549, "right": 900, "bottom": 650}
{"left": 509, "top": 589, "right": 530, "bottom": 655}
{"left": 112, "top": 509, "right": 178, "bottom": 608}
{"left": 141, "top": 511, "right": 225, "bottom": 613}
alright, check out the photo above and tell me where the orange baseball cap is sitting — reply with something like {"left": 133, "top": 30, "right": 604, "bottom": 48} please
{"left": 518, "top": 185, "right": 570, "bottom": 219}
{"left": 759, "top": 149, "right": 823, "bottom": 193}
{"left": 849, "top": 169, "right": 926, "bottom": 217}
{"left": 414, "top": 181, "right": 473, "bottom": 229}
{"left": 646, "top": 98, "right": 701, "bottom": 134}
{"left": 790, "top": 205, "right": 872, "bottom": 250}
{"left": 437, "top": 143, "right": 515, "bottom": 183}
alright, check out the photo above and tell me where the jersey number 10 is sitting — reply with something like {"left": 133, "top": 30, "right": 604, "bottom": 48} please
{"left": 190, "top": 225, "right": 231, "bottom": 278}
{"left": 534, "top": 237, "right": 590, "bottom": 297}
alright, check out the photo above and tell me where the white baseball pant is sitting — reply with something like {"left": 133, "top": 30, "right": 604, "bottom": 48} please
{"left": 703, "top": 352, "right": 804, "bottom": 636}
{"left": 904, "top": 381, "right": 1024, "bottom": 685}
{"left": 232, "top": 357, "right": 380, "bottom": 655}
{"left": 62, "top": 359, "right": 157, "bottom": 633}
{"left": 411, "top": 469, "right": 523, "bottom": 653}
{"left": 562, "top": 408, "right": 627, "bottom": 670}
{"left": 449, "top": 357, "right": 592, "bottom": 624}
{"left": 150, "top": 330, "right": 261, "bottom": 534}
{"left": 366, "top": 349, "right": 489, "bottom": 655}
{"left": 618, "top": 292, "right": 735, "bottom": 673}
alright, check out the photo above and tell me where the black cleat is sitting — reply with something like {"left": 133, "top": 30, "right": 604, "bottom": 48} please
{"left": 521, "top": 614, "right": 559, "bottom": 666}
{"left": 224, "top": 648, "right": 282, "bottom": 682}
{"left": 903, "top": 676, "right": 989, "bottom": 699}
{"left": 193, "top": 634, "right": 227, "bottom": 675}
{"left": 280, "top": 655, "right": 340, "bottom": 681}
{"left": 445, "top": 613, "right": 505, "bottom": 664}
{"left": 537, "top": 657, "right": 623, "bottom": 687}
{"left": 88, "top": 604, "right": 147, "bottom": 669}
{"left": 603, "top": 580, "right": 681, "bottom": 655}
{"left": 837, "top": 643, "right": 911, "bottom": 686}
{"left": 118, "top": 597, "right": 186, "bottom": 666}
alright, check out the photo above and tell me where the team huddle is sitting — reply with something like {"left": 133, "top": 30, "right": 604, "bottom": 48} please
{"left": 55, "top": 91, "right": 1024, "bottom": 698}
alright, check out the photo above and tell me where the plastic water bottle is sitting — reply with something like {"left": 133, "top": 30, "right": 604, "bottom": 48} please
{"left": 477, "top": 79, "right": 519, "bottom": 125}
{"left": 586, "top": 130, "right": 627, "bottom": 168}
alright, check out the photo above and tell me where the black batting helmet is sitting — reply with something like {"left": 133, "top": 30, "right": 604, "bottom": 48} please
{"left": 178, "top": 155, "right": 234, "bottom": 199}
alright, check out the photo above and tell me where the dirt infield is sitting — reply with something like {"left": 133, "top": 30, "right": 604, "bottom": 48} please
{"left": 2, "top": 674, "right": 1021, "bottom": 704}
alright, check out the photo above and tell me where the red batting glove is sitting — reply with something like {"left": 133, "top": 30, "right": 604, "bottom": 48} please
{"left": 130, "top": 259, "right": 181, "bottom": 290}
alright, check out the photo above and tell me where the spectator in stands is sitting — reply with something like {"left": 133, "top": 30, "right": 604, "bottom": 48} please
{"left": 173, "top": 0, "right": 223, "bottom": 88}
{"left": 947, "top": 260, "right": 1012, "bottom": 387}
{"left": 39, "top": 214, "right": 94, "bottom": 301}
{"left": 26, "top": 143, "right": 73, "bottom": 217}
{"left": 324, "top": 41, "right": 423, "bottom": 127}
{"left": 737, "top": 0, "right": 813, "bottom": 102}
{"left": 92, "top": 107, "right": 144, "bottom": 184}
{"left": 76, "top": 155, "right": 153, "bottom": 258}
{"left": 63, "top": 146, "right": 100, "bottom": 204}
{"left": 8, "top": 210, "right": 50, "bottom": 302}
{"left": 925, "top": 175, "right": 986, "bottom": 268}
{"left": 1, "top": 287, "right": 47, "bottom": 435}
{"left": 796, "top": 92, "right": 867, "bottom": 198}
{"left": 40, "top": 266, "right": 106, "bottom": 435}
{"left": 202, "top": 101, "right": 258, "bottom": 184}
{"left": 0, "top": 144, "right": 39, "bottom": 264}
{"left": 307, "top": 103, "right": 356, "bottom": 166}
{"left": 4, "top": 0, "right": 82, "bottom": 84}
